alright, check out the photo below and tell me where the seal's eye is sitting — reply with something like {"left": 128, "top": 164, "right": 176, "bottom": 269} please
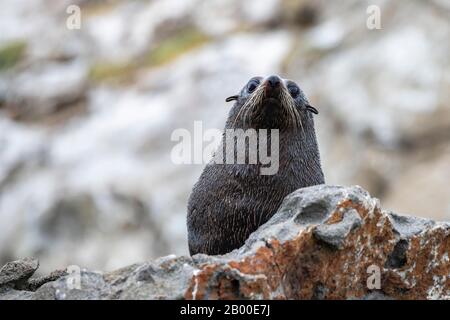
{"left": 247, "top": 80, "right": 259, "bottom": 93}
{"left": 288, "top": 85, "right": 300, "bottom": 98}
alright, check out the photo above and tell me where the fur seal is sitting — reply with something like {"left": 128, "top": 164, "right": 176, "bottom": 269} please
{"left": 187, "top": 75, "right": 324, "bottom": 255}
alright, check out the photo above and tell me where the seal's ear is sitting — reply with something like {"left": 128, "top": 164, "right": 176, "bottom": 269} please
{"left": 226, "top": 95, "right": 239, "bottom": 102}
{"left": 306, "top": 104, "right": 319, "bottom": 115}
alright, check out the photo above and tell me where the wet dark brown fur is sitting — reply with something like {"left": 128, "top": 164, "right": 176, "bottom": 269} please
{"left": 187, "top": 75, "right": 324, "bottom": 255}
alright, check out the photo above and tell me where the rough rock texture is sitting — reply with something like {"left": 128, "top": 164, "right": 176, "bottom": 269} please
{"left": 0, "top": 257, "right": 66, "bottom": 295}
{"left": 1, "top": 0, "right": 449, "bottom": 275}
{"left": 0, "top": 185, "right": 448, "bottom": 300}
{"left": 0, "top": 257, "right": 39, "bottom": 287}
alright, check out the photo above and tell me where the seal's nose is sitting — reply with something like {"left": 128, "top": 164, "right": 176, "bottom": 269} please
{"left": 267, "top": 75, "right": 281, "bottom": 88}
{"left": 264, "top": 75, "right": 281, "bottom": 98}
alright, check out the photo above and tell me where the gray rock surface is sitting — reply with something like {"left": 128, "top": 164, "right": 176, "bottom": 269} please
{"left": 0, "top": 0, "right": 448, "bottom": 276}
{"left": 0, "top": 257, "right": 38, "bottom": 287}
{"left": 0, "top": 185, "right": 448, "bottom": 300}
{"left": 0, "top": 257, "right": 66, "bottom": 292}
{"left": 313, "top": 209, "right": 362, "bottom": 249}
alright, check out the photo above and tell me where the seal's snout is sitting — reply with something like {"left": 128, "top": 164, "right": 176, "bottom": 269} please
{"left": 267, "top": 75, "right": 281, "bottom": 88}
{"left": 264, "top": 75, "right": 281, "bottom": 99}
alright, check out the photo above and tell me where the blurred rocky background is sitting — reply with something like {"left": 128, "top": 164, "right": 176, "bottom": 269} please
{"left": 0, "top": 0, "right": 449, "bottom": 274}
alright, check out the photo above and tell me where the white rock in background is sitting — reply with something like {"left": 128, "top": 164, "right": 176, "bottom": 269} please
{"left": 194, "top": 0, "right": 280, "bottom": 36}
{"left": 313, "top": 25, "right": 447, "bottom": 146}
{"left": 0, "top": 28, "right": 292, "bottom": 272}
{"left": 0, "top": 118, "right": 46, "bottom": 185}
{"left": 5, "top": 60, "right": 88, "bottom": 119}
{"left": 0, "top": 0, "right": 448, "bottom": 274}
{"left": 307, "top": 19, "right": 346, "bottom": 51}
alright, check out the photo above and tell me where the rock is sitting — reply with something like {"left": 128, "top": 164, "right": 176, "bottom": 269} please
{"left": 0, "top": 257, "right": 38, "bottom": 287}
{"left": 0, "top": 0, "right": 448, "bottom": 278}
{"left": 313, "top": 209, "right": 362, "bottom": 249}
{"left": 0, "top": 185, "right": 448, "bottom": 300}
{"left": 382, "top": 149, "right": 450, "bottom": 221}
{"left": 0, "top": 28, "right": 292, "bottom": 274}
{"left": 279, "top": 0, "right": 320, "bottom": 28}
{"left": 4, "top": 60, "right": 88, "bottom": 120}
{"left": 25, "top": 269, "right": 68, "bottom": 292}
{"left": 291, "top": 0, "right": 450, "bottom": 220}
{"left": 0, "top": 257, "right": 66, "bottom": 293}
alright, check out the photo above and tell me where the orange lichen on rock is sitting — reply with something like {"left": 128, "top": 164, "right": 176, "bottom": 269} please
{"left": 1, "top": 185, "right": 448, "bottom": 300}
{"left": 183, "top": 185, "right": 449, "bottom": 300}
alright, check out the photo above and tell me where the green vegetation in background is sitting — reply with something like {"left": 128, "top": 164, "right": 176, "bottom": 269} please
{"left": 145, "top": 27, "right": 209, "bottom": 67}
{"left": 0, "top": 41, "right": 27, "bottom": 71}
{"left": 89, "top": 27, "right": 209, "bottom": 83}
{"left": 89, "top": 61, "right": 135, "bottom": 83}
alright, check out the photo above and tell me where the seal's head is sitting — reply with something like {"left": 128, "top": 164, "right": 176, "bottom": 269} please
{"left": 226, "top": 75, "right": 318, "bottom": 130}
